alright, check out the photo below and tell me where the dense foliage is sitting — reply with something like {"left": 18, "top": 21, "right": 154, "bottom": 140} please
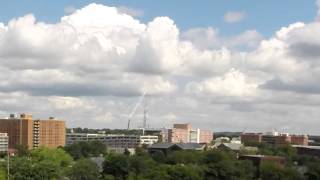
{"left": 0, "top": 142, "right": 319, "bottom": 179}
{"left": 64, "top": 140, "right": 106, "bottom": 159}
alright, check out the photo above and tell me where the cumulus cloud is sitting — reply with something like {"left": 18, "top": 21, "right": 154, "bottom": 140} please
{"left": 224, "top": 11, "right": 247, "bottom": 23}
{"left": 182, "top": 28, "right": 263, "bottom": 51}
{"left": 130, "top": 17, "right": 181, "bottom": 74}
{"left": 186, "top": 69, "right": 259, "bottom": 97}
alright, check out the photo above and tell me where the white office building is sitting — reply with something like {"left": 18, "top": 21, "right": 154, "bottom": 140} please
{"left": 0, "top": 133, "right": 8, "bottom": 152}
{"left": 66, "top": 133, "right": 158, "bottom": 148}
{"left": 66, "top": 133, "right": 107, "bottom": 145}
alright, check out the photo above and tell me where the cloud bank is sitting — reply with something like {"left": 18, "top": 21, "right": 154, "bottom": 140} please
{"left": 0, "top": 3, "right": 320, "bottom": 134}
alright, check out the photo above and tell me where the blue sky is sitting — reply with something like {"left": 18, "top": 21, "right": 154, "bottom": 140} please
{"left": 0, "top": 0, "right": 317, "bottom": 37}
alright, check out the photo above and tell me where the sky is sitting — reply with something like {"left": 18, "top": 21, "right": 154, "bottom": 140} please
{"left": 0, "top": 1, "right": 320, "bottom": 134}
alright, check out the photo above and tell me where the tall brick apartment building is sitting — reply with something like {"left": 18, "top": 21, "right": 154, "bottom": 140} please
{"left": 0, "top": 113, "right": 65, "bottom": 150}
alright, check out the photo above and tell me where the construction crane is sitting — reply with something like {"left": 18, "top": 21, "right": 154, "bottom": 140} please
{"left": 127, "top": 92, "right": 146, "bottom": 129}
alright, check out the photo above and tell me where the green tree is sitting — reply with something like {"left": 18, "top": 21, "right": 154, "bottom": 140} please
{"left": 10, "top": 147, "right": 72, "bottom": 180}
{"left": 64, "top": 141, "right": 106, "bottom": 160}
{"left": 166, "top": 150, "right": 203, "bottom": 165}
{"left": 151, "top": 151, "right": 166, "bottom": 163}
{"left": 15, "top": 144, "right": 30, "bottom": 156}
{"left": 89, "top": 141, "right": 106, "bottom": 156}
{"left": 0, "top": 167, "right": 6, "bottom": 180}
{"left": 68, "top": 158, "right": 100, "bottom": 180}
{"left": 167, "top": 164, "right": 203, "bottom": 180}
{"left": 305, "top": 162, "right": 320, "bottom": 180}
{"left": 103, "top": 154, "right": 129, "bottom": 180}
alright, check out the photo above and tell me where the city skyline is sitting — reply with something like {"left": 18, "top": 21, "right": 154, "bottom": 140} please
{"left": 0, "top": 1, "right": 320, "bottom": 134}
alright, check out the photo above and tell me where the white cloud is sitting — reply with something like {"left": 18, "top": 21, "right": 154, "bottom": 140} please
{"left": 186, "top": 69, "right": 259, "bottom": 97}
{"left": 182, "top": 28, "right": 263, "bottom": 51}
{"left": 131, "top": 17, "right": 181, "bottom": 74}
{"left": 224, "top": 11, "right": 247, "bottom": 23}
{"left": 48, "top": 96, "right": 94, "bottom": 110}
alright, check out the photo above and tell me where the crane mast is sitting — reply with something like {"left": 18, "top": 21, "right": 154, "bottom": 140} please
{"left": 127, "top": 92, "right": 146, "bottom": 129}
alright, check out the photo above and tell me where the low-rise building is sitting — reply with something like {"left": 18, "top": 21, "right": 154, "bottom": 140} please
{"left": 275, "top": 135, "right": 291, "bottom": 145}
{"left": 0, "top": 133, "right": 8, "bottom": 153}
{"left": 140, "top": 135, "right": 159, "bottom": 145}
{"left": 241, "top": 132, "right": 308, "bottom": 146}
{"left": 261, "top": 135, "right": 276, "bottom": 145}
{"left": 214, "top": 142, "right": 243, "bottom": 152}
{"left": 293, "top": 145, "right": 320, "bottom": 158}
{"left": 291, "top": 135, "right": 308, "bottom": 145}
{"left": 148, "top": 142, "right": 206, "bottom": 155}
{"left": 66, "top": 133, "right": 158, "bottom": 148}
{"left": 241, "top": 133, "right": 262, "bottom": 144}
{"left": 66, "top": 133, "right": 107, "bottom": 145}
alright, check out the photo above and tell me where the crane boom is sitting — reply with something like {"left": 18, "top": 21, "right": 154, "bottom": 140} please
{"left": 127, "top": 92, "right": 146, "bottom": 129}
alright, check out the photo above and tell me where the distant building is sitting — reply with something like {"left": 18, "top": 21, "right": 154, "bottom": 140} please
{"left": 66, "top": 133, "right": 158, "bottom": 148}
{"left": 231, "top": 137, "right": 241, "bottom": 144}
{"left": 140, "top": 135, "right": 159, "bottom": 145}
{"left": 168, "top": 123, "right": 212, "bottom": 144}
{"left": 214, "top": 142, "right": 243, "bottom": 152}
{"left": 0, "top": 113, "right": 65, "bottom": 149}
{"left": 291, "top": 135, "right": 308, "bottom": 146}
{"left": 274, "top": 135, "right": 291, "bottom": 145}
{"left": 262, "top": 135, "right": 276, "bottom": 145}
{"left": 214, "top": 137, "right": 231, "bottom": 144}
{"left": 104, "top": 134, "right": 140, "bottom": 148}
{"left": 241, "top": 133, "right": 262, "bottom": 144}
{"left": 241, "top": 132, "right": 308, "bottom": 146}
{"left": 200, "top": 130, "right": 213, "bottom": 143}
{"left": 292, "top": 145, "right": 320, "bottom": 158}
{"left": 148, "top": 142, "right": 206, "bottom": 155}
{"left": 66, "top": 133, "right": 107, "bottom": 145}
{"left": 0, "top": 133, "right": 8, "bottom": 153}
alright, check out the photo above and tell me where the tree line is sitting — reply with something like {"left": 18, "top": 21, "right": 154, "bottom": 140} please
{"left": 0, "top": 141, "right": 319, "bottom": 179}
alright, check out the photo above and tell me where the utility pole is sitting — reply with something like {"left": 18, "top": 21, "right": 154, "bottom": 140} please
{"left": 7, "top": 137, "right": 9, "bottom": 180}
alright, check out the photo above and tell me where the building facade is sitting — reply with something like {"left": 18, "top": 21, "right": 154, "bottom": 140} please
{"left": 0, "top": 114, "right": 65, "bottom": 149}
{"left": 168, "top": 123, "right": 213, "bottom": 144}
{"left": 275, "top": 135, "right": 291, "bottom": 145}
{"left": 34, "top": 118, "right": 66, "bottom": 148}
{"left": 66, "top": 133, "right": 158, "bottom": 148}
{"left": 66, "top": 133, "right": 107, "bottom": 145}
{"left": 291, "top": 135, "right": 308, "bottom": 146}
{"left": 0, "top": 133, "right": 8, "bottom": 153}
{"left": 241, "top": 133, "right": 262, "bottom": 144}
{"left": 241, "top": 132, "right": 308, "bottom": 146}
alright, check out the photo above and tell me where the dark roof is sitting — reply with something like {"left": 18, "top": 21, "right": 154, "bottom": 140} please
{"left": 176, "top": 143, "right": 204, "bottom": 150}
{"left": 216, "top": 143, "right": 242, "bottom": 151}
{"left": 292, "top": 145, "right": 320, "bottom": 150}
{"left": 149, "top": 143, "right": 176, "bottom": 149}
{"left": 149, "top": 143, "right": 204, "bottom": 150}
